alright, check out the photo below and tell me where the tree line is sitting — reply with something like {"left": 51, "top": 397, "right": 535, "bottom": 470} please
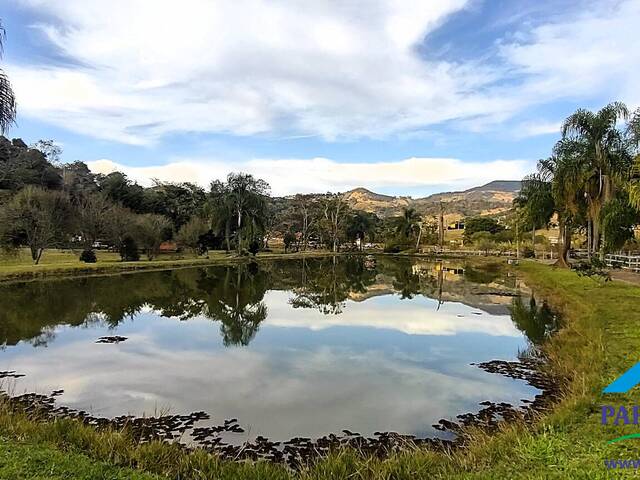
{"left": 515, "top": 102, "right": 640, "bottom": 266}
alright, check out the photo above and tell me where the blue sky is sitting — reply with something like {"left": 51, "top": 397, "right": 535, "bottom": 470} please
{"left": 2, "top": 0, "right": 638, "bottom": 196}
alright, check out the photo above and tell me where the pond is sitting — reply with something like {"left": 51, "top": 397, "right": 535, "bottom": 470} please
{"left": 0, "top": 256, "right": 556, "bottom": 448}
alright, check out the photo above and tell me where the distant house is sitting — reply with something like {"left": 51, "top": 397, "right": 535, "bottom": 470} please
{"left": 159, "top": 241, "right": 178, "bottom": 253}
{"left": 448, "top": 220, "right": 465, "bottom": 230}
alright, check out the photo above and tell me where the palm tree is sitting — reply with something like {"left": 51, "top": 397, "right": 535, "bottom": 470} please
{"left": 561, "top": 102, "right": 631, "bottom": 257}
{"left": 0, "top": 20, "right": 17, "bottom": 134}
{"left": 395, "top": 207, "right": 421, "bottom": 241}
{"left": 514, "top": 173, "right": 555, "bottom": 249}
{"left": 627, "top": 109, "right": 640, "bottom": 211}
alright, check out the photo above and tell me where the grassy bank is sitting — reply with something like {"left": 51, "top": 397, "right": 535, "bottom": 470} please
{"left": 1, "top": 262, "right": 639, "bottom": 478}
{"left": 0, "top": 249, "right": 345, "bottom": 283}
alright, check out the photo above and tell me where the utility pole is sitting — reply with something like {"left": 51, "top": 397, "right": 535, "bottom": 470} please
{"left": 438, "top": 201, "right": 445, "bottom": 250}
{"left": 515, "top": 209, "right": 520, "bottom": 260}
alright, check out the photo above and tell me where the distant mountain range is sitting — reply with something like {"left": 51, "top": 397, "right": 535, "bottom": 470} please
{"left": 342, "top": 180, "right": 521, "bottom": 220}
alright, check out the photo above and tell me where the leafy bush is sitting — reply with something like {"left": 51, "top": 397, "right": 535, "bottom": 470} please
{"left": 119, "top": 235, "right": 140, "bottom": 261}
{"left": 383, "top": 239, "right": 405, "bottom": 253}
{"left": 79, "top": 249, "right": 97, "bottom": 263}
{"left": 522, "top": 246, "right": 535, "bottom": 258}
{"left": 572, "top": 257, "right": 611, "bottom": 283}
{"left": 248, "top": 240, "right": 260, "bottom": 256}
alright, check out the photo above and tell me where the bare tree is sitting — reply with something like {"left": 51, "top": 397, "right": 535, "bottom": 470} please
{"left": 0, "top": 186, "right": 73, "bottom": 264}
{"left": 76, "top": 193, "right": 111, "bottom": 249}
{"left": 135, "top": 214, "right": 172, "bottom": 260}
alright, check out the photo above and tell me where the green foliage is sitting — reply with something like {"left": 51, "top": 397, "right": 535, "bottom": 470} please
{"left": 600, "top": 196, "right": 637, "bottom": 252}
{"left": 248, "top": 239, "right": 260, "bottom": 255}
{"left": 0, "top": 21, "right": 17, "bottom": 134}
{"left": 0, "top": 186, "right": 74, "bottom": 264}
{"left": 0, "top": 137, "right": 62, "bottom": 190}
{"left": 470, "top": 231, "right": 495, "bottom": 254}
{"left": 135, "top": 214, "right": 172, "bottom": 260}
{"left": 119, "top": 235, "right": 140, "bottom": 262}
{"left": 393, "top": 207, "right": 421, "bottom": 240}
{"left": 208, "top": 173, "right": 270, "bottom": 254}
{"left": 283, "top": 231, "right": 296, "bottom": 252}
{"left": 176, "top": 216, "right": 209, "bottom": 254}
{"left": 572, "top": 257, "right": 611, "bottom": 283}
{"left": 345, "top": 210, "right": 378, "bottom": 248}
{"left": 79, "top": 249, "right": 97, "bottom": 263}
{"left": 463, "top": 216, "right": 503, "bottom": 243}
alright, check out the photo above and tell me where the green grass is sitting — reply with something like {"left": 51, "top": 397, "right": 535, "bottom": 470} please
{"left": 0, "top": 248, "right": 337, "bottom": 283}
{"left": 1, "top": 261, "right": 640, "bottom": 478}
{"left": 0, "top": 437, "right": 161, "bottom": 479}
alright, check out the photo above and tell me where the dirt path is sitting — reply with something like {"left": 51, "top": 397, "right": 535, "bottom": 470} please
{"left": 610, "top": 269, "right": 640, "bottom": 285}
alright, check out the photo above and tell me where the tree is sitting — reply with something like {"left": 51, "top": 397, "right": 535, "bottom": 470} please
{"left": 142, "top": 181, "right": 206, "bottom": 231}
{"left": 226, "top": 173, "right": 270, "bottom": 254}
{"left": 394, "top": 207, "right": 421, "bottom": 240}
{"left": 538, "top": 143, "right": 588, "bottom": 267}
{"left": 61, "top": 161, "right": 99, "bottom": 200}
{"left": 346, "top": 211, "right": 378, "bottom": 250}
{"left": 176, "top": 216, "right": 209, "bottom": 254}
{"left": 97, "top": 172, "right": 145, "bottom": 212}
{"left": 463, "top": 216, "right": 503, "bottom": 243}
{"left": 76, "top": 193, "right": 111, "bottom": 250}
{"left": 514, "top": 173, "right": 555, "bottom": 249}
{"left": 283, "top": 230, "right": 297, "bottom": 253}
{"left": 293, "top": 194, "right": 318, "bottom": 251}
{"left": 561, "top": 102, "right": 632, "bottom": 258}
{"left": 0, "top": 21, "right": 17, "bottom": 134}
{"left": 135, "top": 214, "right": 172, "bottom": 260}
{"left": 320, "top": 193, "right": 349, "bottom": 253}
{"left": 0, "top": 137, "right": 62, "bottom": 191}
{"left": 103, "top": 204, "right": 137, "bottom": 254}
{"left": 0, "top": 186, "right": 73, "bottom": 264}
{"left": 207, "top": 173, "right": 270, "bottom": 255}
{"left": 30, "top": 140, "right": 62, "bottom": 164}
{"left": 471, "top": 231, "right": 495, "bottom": 255}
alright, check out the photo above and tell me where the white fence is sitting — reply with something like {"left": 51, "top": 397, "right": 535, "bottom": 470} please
{"left": 605, "top": 254, "right": 640, "bottom": 272}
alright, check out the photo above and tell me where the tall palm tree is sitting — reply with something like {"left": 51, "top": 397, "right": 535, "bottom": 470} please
{"left": 536, "top": 140, "right": 587, "bottom": 267}
{"left": 627, "top": 109, "right": 640, "bottom": 211}
{"left": 0, "top": 20, "right": 17, "bottom": 134}
{"left": 395, "top": 207, "right": 421, "bottom": 240}
{"left": 514, "top": 172, "right": 555, "bottom": 249}
{"left": 561, "top": 102, "right": 630, "bottom": 257}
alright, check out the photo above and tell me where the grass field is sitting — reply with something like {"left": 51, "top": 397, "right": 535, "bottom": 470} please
{"left": 0, "top": 248, "right": 332, "bottom": 283}
{"left": 0, "top": 262, "right": 639, "bottom": 478}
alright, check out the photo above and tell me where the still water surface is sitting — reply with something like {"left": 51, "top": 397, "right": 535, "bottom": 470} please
{"left": 0, "top": 256, "right": 554, "bottom": 442}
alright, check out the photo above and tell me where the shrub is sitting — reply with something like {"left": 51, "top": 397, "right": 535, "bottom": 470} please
{"left": 522, "top": 246, "right": 535, "bottom": 258}
{"left": 79, "top": 249, "right": 97, "bottom": 263}
{"left": 119, "top": 235, "right": 140, "bottom": 261}
{"left": 248, "top": 240, "right": 260, "bottom": 256}
{"left": 383, "top": 240, "right": 403, "bottom": 253}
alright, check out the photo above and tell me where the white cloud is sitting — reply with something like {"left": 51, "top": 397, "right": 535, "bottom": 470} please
{"left": 497, "top": 0, "right": 640, "bottom": 108}
{"left": 512, "top": 120, "right": 561, "bottom": 139}
{"left": 263, "top": 291, "right": 521, "bottom": 337}
{"left": 87, "top": 155, "right": 532, "bottom": 196}
{"left": 8, "top": 0, "right": 640, "bottom": 144}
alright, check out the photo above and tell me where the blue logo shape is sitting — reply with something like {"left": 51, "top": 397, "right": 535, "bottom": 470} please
{"left": 604, "top": 362, "right": 640, "bottom": 393}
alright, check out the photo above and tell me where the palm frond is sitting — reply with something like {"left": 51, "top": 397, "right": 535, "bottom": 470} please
{"left": 0, "top": 69, "right": 16, "bottom": 134}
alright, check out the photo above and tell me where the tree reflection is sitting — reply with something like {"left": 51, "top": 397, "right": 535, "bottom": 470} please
{"left": 288, "top": 256, "right": 377, "bottom": 314}
{"left": 0, "top": 256, "right": 524, "bottom": 348}
{"left": 509, "top": 296, "right": 558, "bottom": 345}
{"left": 197, "top": 263, "right": 269, "bottom": 346}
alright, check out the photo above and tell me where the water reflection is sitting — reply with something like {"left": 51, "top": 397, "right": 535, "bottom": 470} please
{"left": 509, "top": 296, "right": 559, "bottom": 346}
{"left": 0, "top": 256, "right": 542, "bottom": 442}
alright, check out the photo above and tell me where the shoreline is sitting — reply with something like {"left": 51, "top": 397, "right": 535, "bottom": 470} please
{"left": 1, "top": 261, "right": 631, "bottom": 478}
{"left": 0, "top": 250, "right": 505, "bottom": 285}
